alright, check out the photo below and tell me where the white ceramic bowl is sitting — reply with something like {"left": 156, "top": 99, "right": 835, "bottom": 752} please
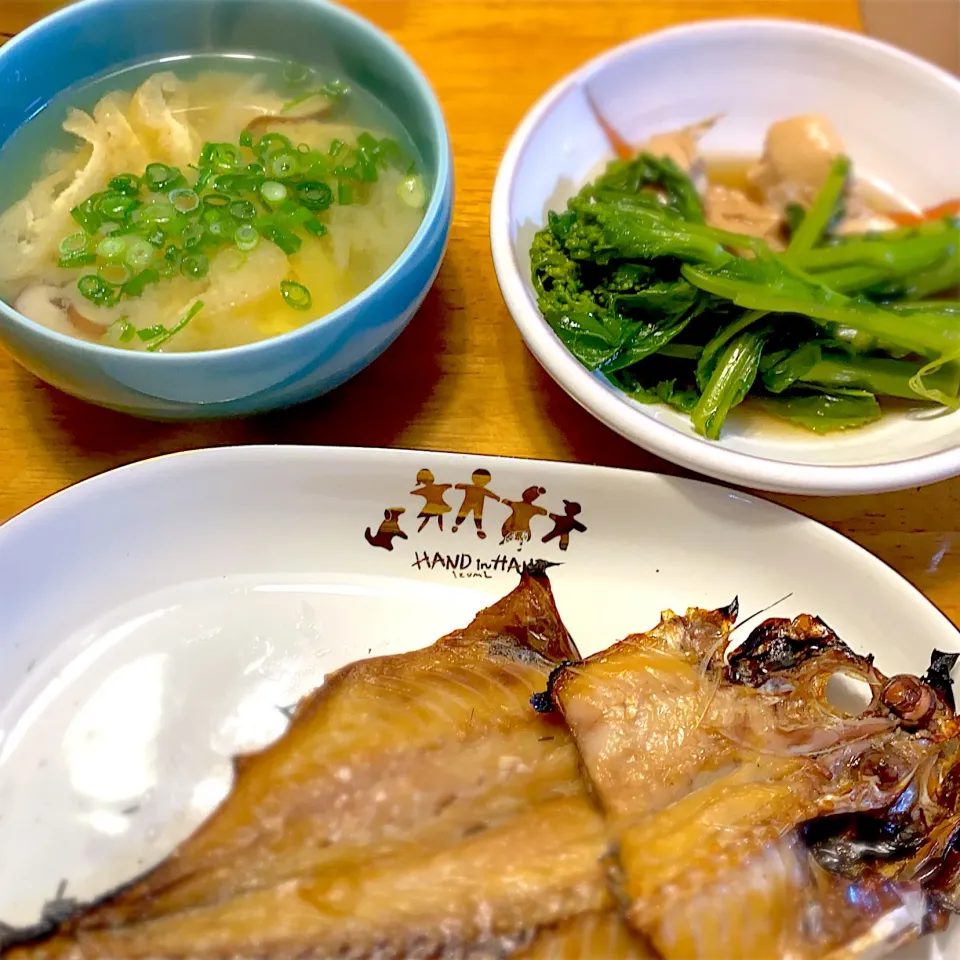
{"left": 491, "top": 19, "right": 960, "bottom": 496}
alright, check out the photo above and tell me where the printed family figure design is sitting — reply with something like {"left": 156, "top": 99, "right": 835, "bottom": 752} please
{"left": 452, "top": 469, "right": 499, "bottom": 539}
{"left": 410, "top": 469, "right": 453, "bottom": 532}
{"left": 364, "top": 508, "right": 408, "bottom": 551}
{"left": 365, "top": 468, "right": 587, "bottom": 552}
{"left": 500, "top": 486, "right": 546, "bottom": 546}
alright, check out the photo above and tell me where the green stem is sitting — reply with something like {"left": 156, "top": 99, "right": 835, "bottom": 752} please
{"left": 696, "top": 310, "right": 766, "bottom": 390}
{"left": 691, "top": 329, "right": 766, "bottom": 439}
{"left": 798, "top": 225, "right": 958, "bottom": 273}
{"left": 786, "top": 156, "right": 850, "bottom": 258}
{"left": 682, "top": 263, "right": 960, "bottom": 360}
{"left": 799, "top": 352, "right": 960, "bottom": 401}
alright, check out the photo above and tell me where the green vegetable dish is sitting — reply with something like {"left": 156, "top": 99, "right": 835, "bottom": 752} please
{"left": 530, "top": 113, "right": 960, "bottom": 438}
{"left": 0, "top": 56, "right": 427, "bottom": 352}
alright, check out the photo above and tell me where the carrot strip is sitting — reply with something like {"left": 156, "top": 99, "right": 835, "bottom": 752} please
{"left": 583, "top": 87, "right": 634, "bottom": 161}
{"left": 888, "top": 199, "right": 960, "bottom": 226}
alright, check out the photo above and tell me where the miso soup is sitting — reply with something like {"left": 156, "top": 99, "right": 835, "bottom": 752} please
{"left": 0, "top": 55, "right": 428, "bottom": 352}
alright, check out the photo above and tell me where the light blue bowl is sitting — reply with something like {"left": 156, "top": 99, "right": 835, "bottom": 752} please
{"left": 0, "top": 0, "right": 452, "bottom": 419}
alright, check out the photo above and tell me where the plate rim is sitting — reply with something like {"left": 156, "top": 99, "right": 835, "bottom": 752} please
{"left": 1, "top": 444, "right": 958, "bottom": 959}
{"left": 489, "top": 16, "right": 960, "bottom": 497}
{"left": 1, "top": 443, "right": 956, "bottom": 644}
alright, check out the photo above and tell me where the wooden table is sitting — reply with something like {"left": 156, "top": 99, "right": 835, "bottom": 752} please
{"left": 3, "top": 0, "right": 959, "bottom": 628}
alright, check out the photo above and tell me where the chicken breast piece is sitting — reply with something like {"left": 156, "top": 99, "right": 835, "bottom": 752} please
{"left": 749, "top": 114, "right": 897, "bottom": 234}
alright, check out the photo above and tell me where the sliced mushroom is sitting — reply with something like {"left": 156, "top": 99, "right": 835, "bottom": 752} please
{"left": 14, "top": 284, "right": 103, "bottom": 339}
{"left": 244, "top": 92, "right": 336, "bottom": 134}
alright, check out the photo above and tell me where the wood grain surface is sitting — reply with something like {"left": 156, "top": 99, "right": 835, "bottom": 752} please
{"left": 4, "top": 0, "right": 959, "bottom": 629}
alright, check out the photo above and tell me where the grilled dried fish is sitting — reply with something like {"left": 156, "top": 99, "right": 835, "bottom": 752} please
{"left": 3, "top": 566, "right": 610, "bottom": 960}
{"left": 544, "top": 604, "right": 960, "bottom": 959}
{"left": 8, "top": 571, "right": 959, "bottom": 960}
{"left": 514, "top": 911, "right": 653, "bottom": 959}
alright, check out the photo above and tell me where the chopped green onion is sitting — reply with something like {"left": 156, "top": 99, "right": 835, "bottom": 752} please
{"left": 55, "top": 124, "right": 403, "bottom": 312}
{"left": 125, "top": 238, "right": 156, "bottom": 270}
{"left": 268, "top": 152, "right": 300, "bottom": 179}
{"left": 194, "top": 167, "right": 216, "bottom": 192}
{"left": 230, "top": 200, "right": 257, "bottom": 221}
{"left": 205, "top": 219, "right": 235, "bottom": 240}
{"left": 203, "top": 192, "right": 231, "bottom": 209}
{"left": 302, "top": 153, "right": 330, "bottom": 178}
{"left": 77, "top": 274, "right": 120, "bottom": 307}
{"left": 145, "top": 300, "right": 204, "bottom": 352}
{"left": 138, "top": 200, "right": 177, "bottom": 225}
{"left": 261, "top": 180, "right": 288, "bottom": 205}
{"left": 97, "top": 191, "right": 140, "bottom": 222}
{"left": 377, "top": 137, "right": 410, "bottom": 171}
{"left": 145, "top": 227, "right": 167, "bottom": 248}
{"left": 199, "top": 142, "right": 242, "bottom": 171}
{"left": 212, "top": 173, "right": 251, "bottom": 195}
{"left": 97, "top": 236, "right": 128, "bottom": 261}
{"left": 169, "top": 188, "right": 200, "bottom": 213}
{"left": 297, "top": 180, "right": 333, "bottom": 211}
{"left": 58, "top": 251, "right": 97, "bottom": 269}
{"left": 109, "top": 174, "right": 141, "bottom": 196}
{"left": 281, "top": 90, "right": 322, "bottom": 114}
{"left": 115, "top": 317, "right": 136, "bottom": 342}
{"left": 286, "top": 81, "right": 349, "bottom": 112}
{"left": 181, "top": 221, "right": 204, "bottom": 249}
{"left": 255, "top": 133, "right": 293, "bottom": 157}
{"left": 164, "top": 245, "right": 181, "bottom": 263}
{"left": 201, "top": 206, "right": 226, "bottom": 226}
{"left": 137, "top": 324, "right": 167, "bottom": 341}
{"left": 144, "top": 162, "right": 180, "bottom": 191}
{"left": 59, "top": 233, "right": 89, "bottom": 255}
{"left": 235, "top": 224, "right": 260, "bottom": 252}
{"left": 397, "top": 174, "right": 426, "bottom": 209}
{"left": 260, "top": 222, "right": 301, "bottom": 255}
{"left": 71, "top": 194, "right": 104, "bottom": 232}
{"left": 159, "top": 246, "right": 183, "bottom": 278}
{"left": 181, "top": 252, "right": 210, "bottom": 279}
{"left": 98, "top": 262, "right": 132, "bottom": 286}
{"left": 122, "top": 268, "right": 160, "bottom": 297}
{"left": 280, "top": 279, "right": 312, "bottom": 311}
{"left": 356, "top": 153, "right": 378, "bottom": 182}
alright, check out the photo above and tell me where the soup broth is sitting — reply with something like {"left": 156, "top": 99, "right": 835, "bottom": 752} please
{"left": 0, "top": 54, "right": 427, "bottom": 352}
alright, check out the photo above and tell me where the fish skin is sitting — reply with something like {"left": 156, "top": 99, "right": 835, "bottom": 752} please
{"left": 549, "top": 606, "right": 960, "bottom": 959}
{"left": 4, "top": 569, "right": 612, "bottom": 960}
{"left": 13, "top": 796, "right": 609, "bottom": 960}
{"left": 513, "top": 910, "right": 655, "bottom": 960}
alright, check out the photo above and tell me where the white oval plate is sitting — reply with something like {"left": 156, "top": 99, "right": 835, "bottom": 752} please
{"left": 490, "top": 18, "right": 960, "bottom": 496}
{"left": 0, "top": 445, "right": 956, "bottom": 959}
